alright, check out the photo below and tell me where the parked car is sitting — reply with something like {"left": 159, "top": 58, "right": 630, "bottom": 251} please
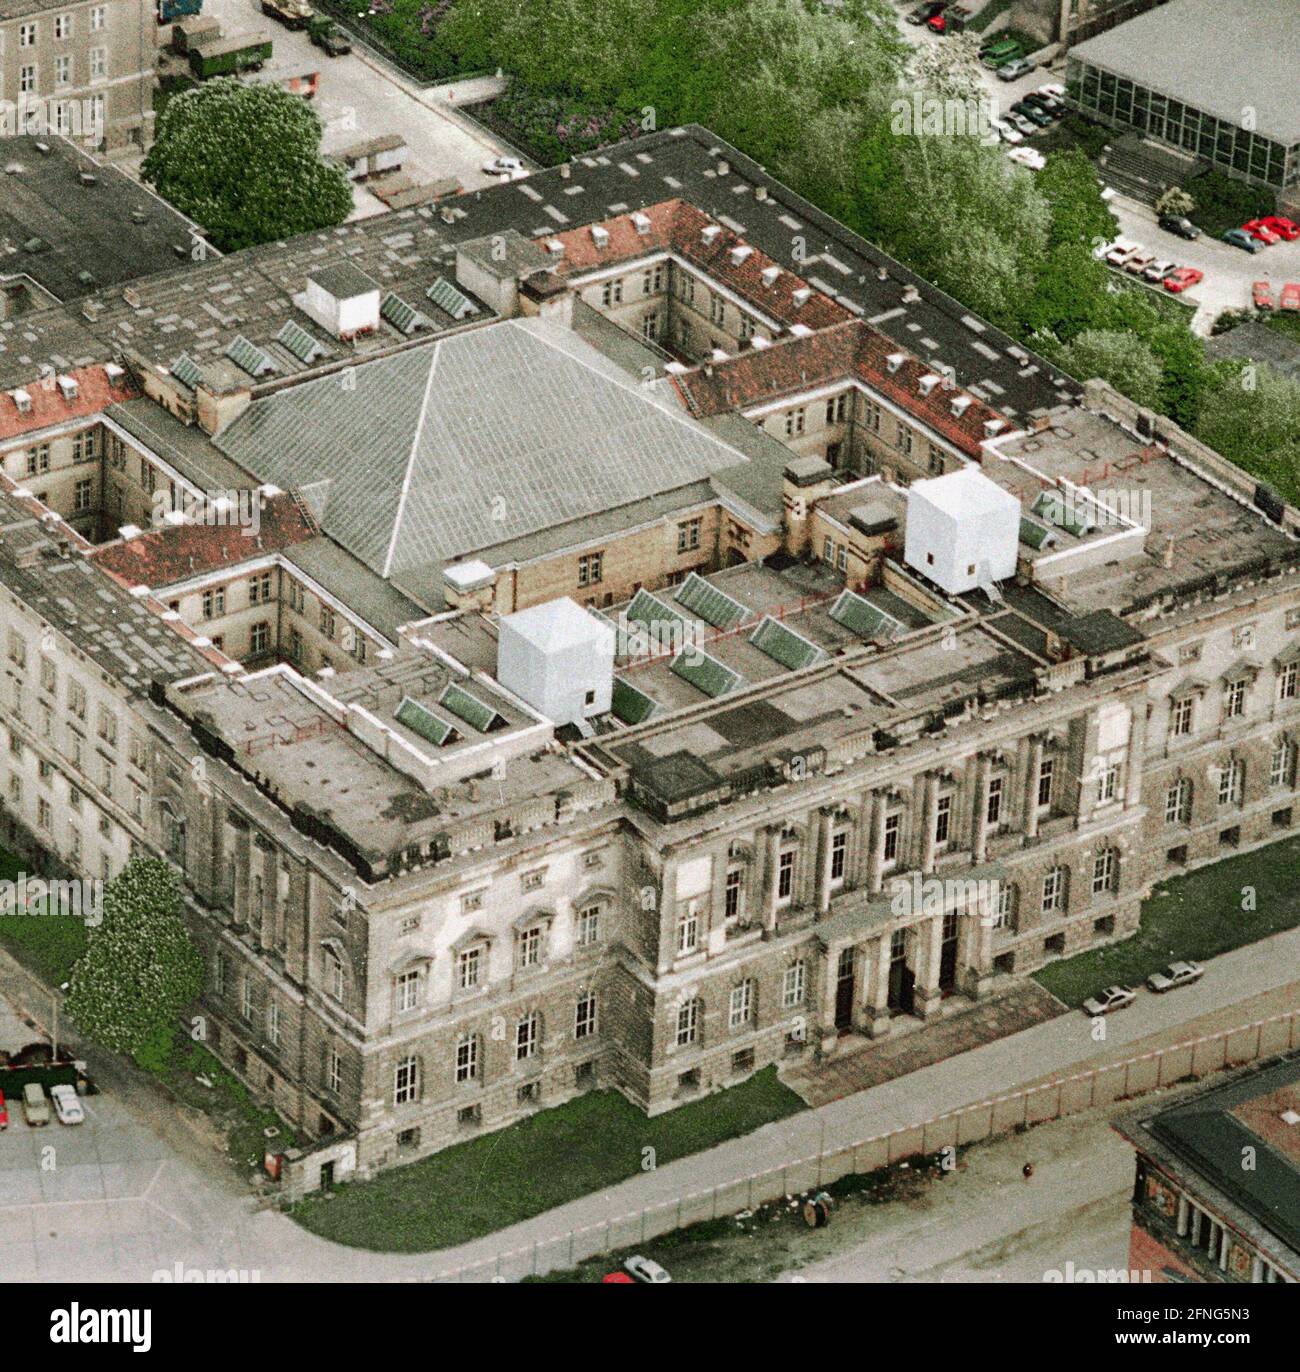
{"left": 980, "top": 39, "right": 1022, "bottom": 68}
{"left": 623, "top": 1255, "right": 672, "bottom": 1284}
{"left": 1104, "top": 239, "right": 1141, "bottom": 267}
{"left": 482, "top": 155, "right": 524, "bottom": 176}
{"left": 1082, "top": 985, "right": 1137, "bottom": 1017}
{"left": 50, "top": 1084, "right": 85, "bottom": 1126}
{"left": 1142, "top": 259, "right": 1176, "bottom": 283}
{"left": 1253, "top": 280, "right": 1277, "bottom": 310}
{"left": 1022, "top": 91, "right": 1063, "bottom": 117}
{"left": 1125, "top": 249, "right": 1157, "bottom": 276}
{"left": 926, "top": 12, "right": 946, "bottom": 31}
{"left": 1146, "top": 960, "right": 1204, "bottom": 993}
{"left": 940, "top": 4, "right": 972, "bottom": 31}
{"left": 1163, "top": 266, "right": 1204, "bottom": 293}
{"left": 21, "top": 1083, "right": 50, "bottom": 1126}
{"left": 990, "top": 118, "right": 1024, "bottom": 145}
{"left": 307, "top": 15, "right": 351, "bottom": 55}
{"left": 1011, "top": 100, "right": 1053, "bottom": 127}
{"left": 1007, "top": 146, "right": 1046, "bottom": 171}
{"left": 1158, "top": 214, "right": 1201, "bottom": 241}
{"left": 1260, "top": 216, "right": 1300, "bottom": 241}
{"left": 1007, "top": 112, "right": 1038, "bottom": 137}
{"left": 1037, "top": 82, "right": 1066, "bottom": 100}
{"left": 601, "top": 1271, "right": 635, "bottom": 1283}
{"left": 1241, "top": 219, "right": 1281, "bottom": 245}
{"left": 0, "top": 1091, "right": 7, "bottom": 1130}
{"left": 906, "top": 0, "right": 945, "bottom": 23}
{"left": 1281, "top": 282, "right": 1300, "bottom": 312}
{"left": 1223, "top": 228, "right": 1262, "bottom": 253}
{"left": 997, "top": 57, "right": 1037, "bottom": 82}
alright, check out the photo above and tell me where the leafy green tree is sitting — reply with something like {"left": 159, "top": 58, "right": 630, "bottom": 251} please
{"left": 1057, "top": 329, "right": 1164, "bottom": 409}
{"left": 141, "top": 80, "right": 352, "bottom": 252}
{"left": 65, "top": 858, "right": 203, "bottom": 1069}
{"left": 1154, "top": 186, "right": 1195, "bottom": 218}
{"left": 1195, "top": 363, "right": 1300, "bottom": 500}
{"left": 1037, "top": 148, "right": 1117, "bottom": 252}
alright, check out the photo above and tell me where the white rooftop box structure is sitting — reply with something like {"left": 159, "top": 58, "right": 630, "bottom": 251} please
{"left": 497, "top": 598, "right": 615, "bottom": 727}
{"left": 299, "top": 261, "right": 380, "bottom": 340}
{"left": 904, "top": 466, "right": 1020, "bottom": 596}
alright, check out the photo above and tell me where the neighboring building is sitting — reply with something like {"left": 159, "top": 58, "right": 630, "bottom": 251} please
{"left": 1066, "top": 0, "right": 1300, "bottom": 191}
{"left": 3, "top": 124, "right": 1300, "bottom": 1183}
{"left": 0, "top": 0, "right": 156, "bottom": 152}
{"left": 1114, "top": 1055, "right": 1300, "bottom": 1283}
{"left": 1006, "top": 0, "right": 1171, "bottom": 50}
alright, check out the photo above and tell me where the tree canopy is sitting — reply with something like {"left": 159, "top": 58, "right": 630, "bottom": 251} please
{"left": 141, "top": 80, "right": 352, "bottom": 252}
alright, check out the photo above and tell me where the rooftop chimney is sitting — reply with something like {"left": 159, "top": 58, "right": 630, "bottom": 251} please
{"left": 902, "top": 285, "right": 920, "bottom": 304}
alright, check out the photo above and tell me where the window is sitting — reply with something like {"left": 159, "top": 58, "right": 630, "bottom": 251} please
{"left": 395, "top": 969, "right": 420, "bottom": 1013}
{"left": 830, "top": 829, "right": 847, "bottom": 884}
{"left": 517, "top": 925, "right": 543, "bottom": 969}
{"left": 1037, "top": 757, "right": 1055, "bottom": 809}
{"left": 91, "top": 5, "right": 106, "bottom": 31}
{"left": 326, "top": 1047, "right": 341, "bottom": 1094}
{"left": 882, "top": 812, "right": 900, "bottom": 866}
{"left": 201, "top": 587, "right": 226, "bottom": 620}
{"left": 575, "top": 992, "right": 597, "bottom": 1040}
{"left": 214, "top": 953, "right": 227, "bottom": 995}
{"left": 457, "top": 945, "right": 483, "bottom": 990}
{"left": 825, "top": 394, "right": 847, "bottom": 424}
{"left": 1232, "top": 623, "right": 1256, "bottom": 651}
{"left": 55, "top": 12, "right": 71, "bottom": 38}
{"left": 394, "top": 1056, "right": 419, "bottom": 1105}
{"left": 266, "top": 1000, "right": 280, "bottom": 1048}
{"left": 897, "top": 425, "right": 914, "bottom": 456}
{"left": 326, "top": 949, "right": 345, "bottom": 1000}
{"left": 738, "top": 314, "right": 755, "bottom": 341}
{"left": 601, "top": 278, "right": 623, "bottom": 307}
{"left": 1271, "top": 739, "right": 1296, "bottom": 789}
{"left": 986, "top": 775, "right": 1004, "bottom": 826}
{"left": 19, "top": 22, "right": 37, "bottom": 46}
{"left": 55, "top": 54, "right": 70, "bottom": 86}
{"left": 676, "top": 901, "right": 699, "bottom": 954}
{"left": 521, "top": 869, "right": 545, "bottom": 892}
{"left": 577, "top": 551, "right": 604, "bottom": 587}
{"left": 1169, "top": 695, "right": 1194, "bottom": 737}
{"left": 74, "top": 479, "right": 93, "bottom": 512}
{"left": 319, "top": 605, "right": 335, "bottom": 638}
{"left": 993, "top": 883, "right": 1015, "bottom": 930}
{"left": 777, "top": 849, "right": 795, "bottom": 904}
{"left": 1165, "top": 777, "right": 1192, "bottom": 824}
{"left": 1041, "top": 866, "right": 1066, "bottom": 913}
{"left": 1279, "top": 662, "right": 1298, "bottom": 701}
{"left": 728, "top": 979, "right": 753, "bottom": 1029}
{"left": 455, "top": 1034, "right": 477, "bottom": 1083}
{"left": 68, "top": 784, "right": 81, "bottom": 813}
{"left": 39, "top": 658, "right": 56, "bottom": 696}
{"left": 28, "top": 443, "right": 49, "bottom": 474}
{"left": 1098, "top": 763, "right": 1119, "bottom": 804}
{"left": 1092, "top": 847, "right": 1117, "bottom": 896}
{"left": 934, "top": 794, "right": 952, "bottom": 845}
{"left": 1224, "top": 678, "right": 1247, "bottom": 719}
{"left": 90, "top": 46, "right": 106, "bottom": 80}
{"left": 863, "top": 398, "right": 881, "bottom": 432}
{"left": 515, "top": 1013, "right": 538, "bottom": 1061}
{"left": 577, "top": 903, "right": 600, "bottom": 946}
{"left": 20, "top": 66, "right": 36, "bottom": 95}
{"left": 676, "top": 997, "right": 699, "bottom": 1046}
{"left": 784, "top": 407, "right": 806, "bottom": 437}
{"left": 461, "top": 890, "right": 485, "bottom": 914}
{"left": 241, "top": 976, "right": 254, "bottom": 1022}
{"left": 250, "top": 621, "right": 271, "bottom": 655}
{"left": 710, "top": 292, "right": 725, "bottom": 326}
{"left": 1218, "top": 757, "right": 1244, "bottom": 806}
{"left": 677, "top": 518, "right": 701, "bottom": 553}
{"left": 67, "top": 678, "right": 86, "bottom": 720}
{"left": 642, "top": 263, "right": 663, "bottom": 293}
{"left": 782, "top": 960, "right": 805, "bottom": 1008}
{"left": 249, "top": 571, "right": 272, "bottom": 606}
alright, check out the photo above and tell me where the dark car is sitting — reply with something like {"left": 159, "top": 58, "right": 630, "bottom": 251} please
{"left": 1223, "top": 227, "right": 1262, "bottom": 254}
{"left": 1158, "top": 214, "right": 1201, "bottom": 240}
{"left": 1011, "top": 100, "right": 1053, "bottom": 128}
{"left": 1023, "top": 91, "right": 1063, "bottom": 117}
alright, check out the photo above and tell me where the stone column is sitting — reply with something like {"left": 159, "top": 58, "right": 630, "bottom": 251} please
{"left": 912, "top": 915, "right": 945, "bottom": 1019}
{"left": 973, "top": 752, "right": 993, "bottom": 865}
{"left": 867, "top": 790, "right": 887, "bottom": 895}
{"left": 1124, "top": 700, "right": 1147, "bottom": 811}
{"left": 863, "top": 932, "right": 892, "bottom": 1038}
{"left": 763, "top": 826, "right": 782, "bottom": 933}
{"left": 816, "top": 808, "right": 836, "bottom": 914}
{"left": 232, "top": 821, "right": 251, "bottom": 927}
{"left": 818, "top": 940, "right": 844, "bottom": 1054}
{"left": 1025, "top": 734, "right": 1044, "bottom": 839}
{"left": 920, "top": 773, "right": 940, "bottom": 874}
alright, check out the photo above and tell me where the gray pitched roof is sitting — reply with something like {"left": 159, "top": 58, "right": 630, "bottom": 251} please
{"left": 214, "top": 317, "right": 754, "bottom": 579}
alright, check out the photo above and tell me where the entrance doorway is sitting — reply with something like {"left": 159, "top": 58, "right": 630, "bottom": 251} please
{"left": 888, "top": 929, "right": 914, "bottom": 1015}
{"left": 939, "top": 911, "right": 959, "bottom": 993}
{"left": 834, "top": 946, "right": 856, "bottom": 1032}
{"left": 319, "top": 1161, "right": 335, "bottom": 1192}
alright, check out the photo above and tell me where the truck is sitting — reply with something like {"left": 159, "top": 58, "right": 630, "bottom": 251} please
{"left": 307, "top": 14, "right": 351, "bottom": 56}
{"left": 188, "top": 32, "right": 273, "bottom": 79}
{"left": 171, "top": 15, "right": 220, "bottom": 54}
{"left": 261, "top": 0, "right": 313, "bottom": 30}
{"left": 157, "top": 0, "right": 202, "bottom": 23}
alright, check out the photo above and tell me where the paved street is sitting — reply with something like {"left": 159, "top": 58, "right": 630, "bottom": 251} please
{"left": 0, "top": 917, "right": 1296, "bottom": 1281}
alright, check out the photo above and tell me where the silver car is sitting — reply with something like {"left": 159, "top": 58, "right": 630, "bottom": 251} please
{"left": 1146, "top": 961, "right": 1204, "bottom": 993}
{"left": 1081, "top": 985, "right": 1137, "bottom": 1016}
{"left": 623, "top": 1255, "right": 672, "bottom": 1284}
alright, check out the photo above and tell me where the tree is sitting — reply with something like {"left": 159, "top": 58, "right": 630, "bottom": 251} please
{"left": 65, "top": 858, "right": 203, "bottom": 1069}
{"left": 906, "top": 30, "right": 985, "bottom": 105}
{"left": 1195, "top": 362, "right": 1300, "bottom": 501}
{"left": 1037, "top": 148, "right": 1117, "bottom": 252}
{"left": 141, "top": 80, "right": 352, "bottom": 252}
{"left": 1057, "top": 330, "right": 1164, "bottom": 409}
{"left": 1155, "top": 185, "right": 1195, "bottom": 218}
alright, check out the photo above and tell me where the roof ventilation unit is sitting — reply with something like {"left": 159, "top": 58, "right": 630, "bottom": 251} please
{"left": 56, "top": 374, "right": 79, "bottom": 401}
{"left": 590, "top": 224, "right": 610, "bottom": 249}
{"left": 983, "top": 418, "right": 1006, "bottom": 438}
{"left": 729, "top": 245, "right": 753, "bottom": 266}
{"left": 10, "top": 389, "right": 32, "bottom": 414}
{"left": 886, "top": 352, "right": 907, "bottom": 374}
{"left": 791, "top": 286, "right": 811, "bottom": 307}
{"left": 902, "top": 284, "right": 920, "bottom": 303}
{"left": 701, "top": 225, "right": 721, "bottom": 245}
{"left": 129, "top": 207, "right": 147, "bottom": 224}
{"left": 630, "top": 211, "right": 651, "bottom": 234}
{"left": 951, "top": 395, "right": 972, "bottom": 417}
{"left": 300, "top": 262, "right": 381, "bottom": 341}
{"left": 761, "top": 265, "right": 780, "bottom": 287}
{"left": 917, "top": 374, "right": 940, "bottom": 397}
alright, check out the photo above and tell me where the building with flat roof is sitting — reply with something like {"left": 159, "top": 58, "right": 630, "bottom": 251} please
{"left": 1067, "top": 0, "right": 1300, "bottom": 190}
{"left": 1115, "top": 1054, "right": 1300, "bottom": 1283}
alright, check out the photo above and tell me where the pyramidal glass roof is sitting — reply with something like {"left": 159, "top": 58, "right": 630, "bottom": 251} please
{"left": 395, "top": 696, "right": 457, "bottom": 746}
{"left": 670, "top": 649, "right": 743, "bottom": 698}
{"left": 749, "top": 615, "right": 824, "bottom": 671}
{"left": 440, "top": 682, "right": 500, "bottom": 733}
{"left": 674, "top": 572, "right": 747, "bottom": 629}
{"left": 829, "top": 589, "right": 905, "bottom": 642}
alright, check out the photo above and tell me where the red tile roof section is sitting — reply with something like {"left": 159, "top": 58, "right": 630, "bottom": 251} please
{"left": 671, "top": 320, "right": 1008, "bottom": 459}
{"left": 91, "top": 491, "right": 319, "bottom": 589}
{"left": 0, "top": 364, "right": 138, "bottom": 441}
{"left": 549, "top": 199, "right": 851, "bottom": 332}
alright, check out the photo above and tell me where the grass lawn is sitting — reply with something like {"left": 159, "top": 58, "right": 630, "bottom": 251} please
{"left": 1034, "top": 831, "right": 1300, "bottom": 1007}
{"left": 0, "top": 848, "right": 90, "bottom": 985}
{"left": 289, "top": 1067, "right": 803, "bottom": 1252}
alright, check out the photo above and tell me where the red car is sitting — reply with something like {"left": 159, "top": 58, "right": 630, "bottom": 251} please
{"left": 1260, "top": 216, "right": 1300, "bottom": 242}
{"left": 926, "top": 12, "right": 946, "bottom": 30}
{"left": 0, "top": 1091, "right": 7, "bottom": 1130}
{"left": 1164, "top": 266, "right": 1204, "bottom": 293}
{"left": 602, "top": 1272, "right": 635, "bottom": 1283}
{"left": 1242, "top": 219, "right": 1281, "bottom": 245}
{"left": 1253, "top": 280, "right": 1276, "bottom": 310}
{"left": 1281, "top": 283, "right": 1300, "bottom": 313}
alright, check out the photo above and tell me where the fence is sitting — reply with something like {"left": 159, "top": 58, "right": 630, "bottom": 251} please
{"left": 431, "top": 1007, "right": 1300, "bottom": 1282}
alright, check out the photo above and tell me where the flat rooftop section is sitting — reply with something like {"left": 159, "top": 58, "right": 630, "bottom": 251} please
{"left": 0, "top": 137, "right": 212, "bottom": 303}
{"left": 0, "top": 303, "right": 112, "bottom": 392}
{"left": 1115, "top": 1054, "right": 1300, "bottom": 1269}
{"left": 1069, "top": 0, "right": 1300, "bottom": 145}
{"left": 987, "top": 408, "right": 1299, "bottom": 612}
